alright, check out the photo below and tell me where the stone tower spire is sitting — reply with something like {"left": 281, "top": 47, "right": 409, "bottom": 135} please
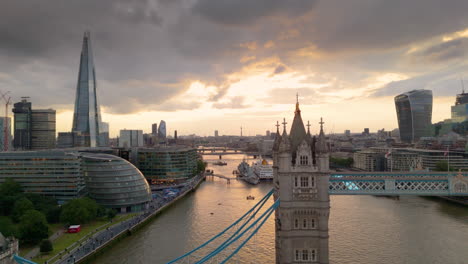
{"left": 274, "top": 103, "right": 330, "bottom": 264}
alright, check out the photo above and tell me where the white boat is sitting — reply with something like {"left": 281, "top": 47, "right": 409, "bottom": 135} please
{"left": 252, "top": 159, "right": 273, "bottom": 180}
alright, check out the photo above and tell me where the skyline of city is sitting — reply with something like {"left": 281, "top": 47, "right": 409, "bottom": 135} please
{"left": 1, "top": 2, "right": 467, "bottom": 264}
{"left": 1, "top": 1, "right": 467, "bottom": 136}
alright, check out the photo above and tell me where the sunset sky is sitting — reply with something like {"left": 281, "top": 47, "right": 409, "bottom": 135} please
{"left": 1, "top": 0, "right": 468, "bottom": 137}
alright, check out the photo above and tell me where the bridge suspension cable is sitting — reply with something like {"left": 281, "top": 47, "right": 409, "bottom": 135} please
{"left": 166, "top": 189, "right": 276, "bottom": 264}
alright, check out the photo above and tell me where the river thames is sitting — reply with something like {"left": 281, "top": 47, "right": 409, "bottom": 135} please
{"left": 95, "top": 154, "right": 468, "bottom": 264}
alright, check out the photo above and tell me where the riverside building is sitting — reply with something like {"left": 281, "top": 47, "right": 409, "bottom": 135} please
{"left": 0, "top": 150, "right": 151, "bottom": 212}
{"left": 130, "top": 146, "right": 198, "bottom": 184}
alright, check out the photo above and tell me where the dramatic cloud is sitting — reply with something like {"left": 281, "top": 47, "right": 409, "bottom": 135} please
{"left": 410, "top": 37, "right": 468, "bottom": 63}
{"left": 1, "top": 0, "right": 468, "bottom": 134}
{"left": 213, "top": 96, "right": 249, "bottom": 109}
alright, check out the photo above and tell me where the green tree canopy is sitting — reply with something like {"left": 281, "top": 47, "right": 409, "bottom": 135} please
{"left": 0, "top": 179, "right": 24, "bottom": 216}
{"left": 60, "top": 197, "right": 99, "bottom": 225}
{"left": 435, "top": 160, "right": 454, "bottom": 171}
{"left": 40, "top": 239, "right": 53, "bottom": 253}
{"left": 0, "top": 216, "right": 18, "bottom": 238}
{"left": 19, "top": 210, "right": 49, "bottom": 244}
{"left": 12, "top": 197, "right": 34, "bottom": 222}
{"left": 0, "top": 178, "right": 23, "bottom": 196}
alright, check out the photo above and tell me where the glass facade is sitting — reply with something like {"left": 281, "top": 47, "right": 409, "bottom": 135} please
{"left": 395, "top": 90, "right": 432, "bottom": 143}
{"left": 31, "top": 110, "right": 56, "bottom": 150}
{"left": 12, "top": 99, "right": 32, "bottom": 150}
{"left": 132, "top": 147, "right": 198, "bottom": 181}
{"left": 72, "top": 31, "right": 102, "bottom": 147}
{"left": 158, "top": 120, "right": 166, "bottom": 139}
{"left": 82, "top": 153, "right": 151, "bottom": 212}
{"left": 451, "top": 93, "right": 468, "bottom": 123}
{"left": 119, "top": 130, "right": 144, "bottom": 148}
{"left": 0, "top": 151, "right": 85, "bottom": 202}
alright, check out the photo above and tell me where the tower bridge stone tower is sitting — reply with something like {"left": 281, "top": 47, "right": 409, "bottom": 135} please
{"left": 273, "top": 100, "right": 330, "bottom": 264}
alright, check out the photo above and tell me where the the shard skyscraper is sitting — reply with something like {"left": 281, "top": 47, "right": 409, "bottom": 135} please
{"left": 72, "top": 31, "right": 102, "bottom": 147}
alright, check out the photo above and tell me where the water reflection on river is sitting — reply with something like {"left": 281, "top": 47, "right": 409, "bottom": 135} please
{"left": 95, "top": 154, "right": 468, "bottom": 264}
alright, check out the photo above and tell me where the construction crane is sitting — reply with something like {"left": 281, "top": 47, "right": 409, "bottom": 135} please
{"left": 0, "top": 91, "right": 11, "bottom": 151}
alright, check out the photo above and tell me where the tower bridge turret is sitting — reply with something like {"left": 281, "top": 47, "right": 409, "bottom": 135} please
{"left": 274, "top": 99, "right": 330, "bottom": 264}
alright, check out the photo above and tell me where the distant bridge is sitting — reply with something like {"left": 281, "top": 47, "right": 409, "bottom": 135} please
{"left": 197, "top": 148, "right": 243, "bottom": 155}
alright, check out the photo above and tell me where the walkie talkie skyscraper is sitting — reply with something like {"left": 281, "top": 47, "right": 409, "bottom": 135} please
{"left": 72, "top": 31, "right": 102, "bottom": 147}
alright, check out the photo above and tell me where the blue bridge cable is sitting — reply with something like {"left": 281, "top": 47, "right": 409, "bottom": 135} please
{"left": 220, "top": 200, "right": 280, "bottom": 264}
{"left": 13, "top": 255, "right": 38, "bottom": 264}
{"left": 196, "top": 199, "right": 279, "bottom": 264}
{"left": 166, "top": 188, "right": 274, "bottom": 264}
{"left": 208, "top": 188, "right": 274, "bottom": 253}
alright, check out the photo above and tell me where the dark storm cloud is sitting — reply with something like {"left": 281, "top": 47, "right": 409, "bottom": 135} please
{"left": 192, "top": 0, "right": 317, "bottom": 25}
{"left": 410, "top": 37, "right": 468, "bottom": 63}
{"left": 307, "top": 0, "right": 468, "bottom": 51}
{"left": 1, "top": 0, "right": 468, "bottom": 114}
{"left": 372, "top": 65, "right": 468, "bottom": 97}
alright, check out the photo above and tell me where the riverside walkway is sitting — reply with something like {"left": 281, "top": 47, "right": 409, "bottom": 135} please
{"left": 41, "top": 174, "right": 206, "bottom": 264}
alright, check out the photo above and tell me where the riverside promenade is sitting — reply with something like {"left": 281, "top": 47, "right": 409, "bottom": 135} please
{"left": 51, "top": 174, "right": 206, "bottom": 264}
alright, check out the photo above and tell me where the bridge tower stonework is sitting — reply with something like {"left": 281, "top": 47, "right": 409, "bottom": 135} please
{"left": 273, "top": 100, "right": 330, "bottom": 264}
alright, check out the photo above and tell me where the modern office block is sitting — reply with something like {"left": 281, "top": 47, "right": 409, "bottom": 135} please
{"left": 0, "top": 151, "right": 85, "bottom": 202}
{"left": 131, "top": 146, "right": 198, "bottom": 182}
{"left": 395, "top": 90, "right": 433, "bottom": 143}
{"left": 12, "top": 98, "right": 32, "bottom": 150}
{"left": 0, "top": 117, "right": 12, "bottom": 151}
{"left": 12, "top": 98, "right": 55, "bottom": 150}
{"left": 151, "top": 123, "right": 158, "bottom": 136}
{"left": 119, "top": 129, "right": 144, "bottom": 148}
{"left": 158, "top": 120, "right": 166, "bottom": 139}
{"left": 31, "top": 109, "right": 56, "bottom": 149}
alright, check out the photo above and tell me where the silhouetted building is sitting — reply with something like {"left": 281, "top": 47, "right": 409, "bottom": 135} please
{"left": 72, "top": 31, "right": 103, "bottom": 147}
{"left": 0, "top": 117, "right": 12, "bottom": 151}
{"left": 152, "top": 123, "right": 158, "bottom": 136}
{"left": 214, "top": 130, "right": 219, "bottom": 137}
{"left": 99, "top": 122, "right": 109, "bottom": 147}
{"left": 451, "top": 92, "right": 468, "bottom": 123}
{"left": 12, "top": 98, "right": 55, "bottom": 150}
{"left": 158, "top": 120, "right": 166, "bottom": 139}
{"left": 12, "top": 98, "right": 32, "bottom": 150}
{"left": 119, "top": 129, "right": 144, "bottom": 148}
{"left": 31, "top": 109, "right": 56, "bottom": 149}
{"left": 395, "top": 89, "right": 433, "bottom": 143}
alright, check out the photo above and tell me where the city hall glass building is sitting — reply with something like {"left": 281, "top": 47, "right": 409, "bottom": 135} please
{"left": 395, "top": 90, "right": 433, "bottom": 143}
{"left": 82, "top": 153, "right": 151, "bottom": 212}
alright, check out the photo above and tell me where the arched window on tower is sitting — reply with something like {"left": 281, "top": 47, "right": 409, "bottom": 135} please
{"left": 299, "top": 155, "right": 309, "bottom": 165}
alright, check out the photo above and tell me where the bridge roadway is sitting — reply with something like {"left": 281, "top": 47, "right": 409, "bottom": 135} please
{"left": 329, "top": 171, "right": 468, "bottom": 196}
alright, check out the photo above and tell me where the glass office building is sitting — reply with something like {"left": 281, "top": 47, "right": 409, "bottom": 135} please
{"left": 12, "top": 99, "right": 32, "bottom": 150}
{"left": 395, "top": 90, "right": 433, "bottom": 143}
{"left": 451, "top": 92, "right": 468, "bottom": 123}
{"left": 158, "top": 120, "right": 166, "bottom": 139}
{"left": 31, "top": 109, "right": 56, "bottom": 149}
{"left": 132, "top": 147, "right": 198, "bottom": 182}
{"left": 0, "top": 151, "right": 85, "bottom": 202}
{"left": 82, "top": 153, "right": 151, "bottom": 212}
{"left": 72, "top": 31, "right": 102, "bottom": 147}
